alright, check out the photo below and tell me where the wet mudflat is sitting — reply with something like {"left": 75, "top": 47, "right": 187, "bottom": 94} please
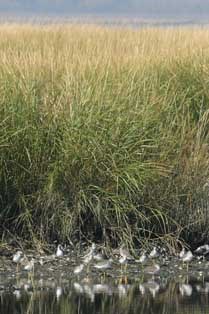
{"left": 1, "top": 250, "right": 209, "bottom": 314}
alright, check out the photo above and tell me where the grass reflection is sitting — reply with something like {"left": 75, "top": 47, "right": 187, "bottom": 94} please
{"left": 0, "top": 275, "right": 209, "bottom": 314}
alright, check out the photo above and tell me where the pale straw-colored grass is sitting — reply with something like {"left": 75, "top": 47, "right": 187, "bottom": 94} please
{"left": 0, "top": 25, "right": 208, "bottom": 248}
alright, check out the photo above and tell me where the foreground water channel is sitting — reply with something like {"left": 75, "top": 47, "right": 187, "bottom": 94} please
{"left": 1, "top": 247, "right": 209, "bottom": 314}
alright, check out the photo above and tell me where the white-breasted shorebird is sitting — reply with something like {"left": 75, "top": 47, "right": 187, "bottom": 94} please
{"left": 93, "top": 259, "right": 112, "bottom": 270}
{"left": 83, "top": 243, "right": 96, "bottom": 264}
{"left": 74, "top": 264, "right": 84, "bottom": 274}
{"left": 13, "top": 250, "right": 24, "bottom": 271}
{"left": 138, "top": 252, "right": 147, "bottom": 264}
{"left": 119, "top": 255, "right": 127, "bottom": 265}
{"left": 181, "top": 250, "right": 193, "bottom": 263}
{"left": 24, "top": 259, "right": 35, "bottom": 272}
{"left": 179, "top": 248, "right": 186, "bottom": 259}
{"left": 119, "top": 245, "right": 134, "bottom": 265}
{"left": 194, "top": 244, "right": 209, "bottom": 255}
{"left": 83, "top": 253, "right": 93, "bottom": 264}
{"left": 56, "top": 245, "right": 64, "bottom": 257}
{"left": 13, "top": 251, "right": 23, "bottom": 264}
{"left": 149, "top": 247, "right": 159, "bottom": 259}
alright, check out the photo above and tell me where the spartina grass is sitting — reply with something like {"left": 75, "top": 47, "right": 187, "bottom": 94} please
{"left": 0, "top": 25, "right": 208, "bottom": 248}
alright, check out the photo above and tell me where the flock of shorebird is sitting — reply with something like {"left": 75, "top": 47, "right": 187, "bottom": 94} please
{"left": 11, "top": 242, "right": 209, "bottom": 276}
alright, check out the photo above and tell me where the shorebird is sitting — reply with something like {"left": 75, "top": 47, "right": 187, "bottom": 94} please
{"left": 149, "top": 247, "right": 159, "bottom": 259}
{"left": 13, "top": 251, "right": 23, "bottom": 264}
{"left": 56, "top": 245, "right": 64, "bottom": 257}
{"left": 181, "top": 250, "right": 193, "bottom": 263}
{"left": 86, "top": 243, "right": 96, "bottom": 255}
{"left": 83, "top": 253, "right": 93, "bottom": 264}
{"left": 119, "top": 255, "right": 127, "bottom": 265}
{"left": 93, "top": 259, "right": 112, "bottom": 270}
{"left": 24, "top": 259, "right": 35, "bottom": 272}
{"left": 179, "top": 248, "right": 186, "bottom": 259}
{"left": 194, "top": 244, "right": 209, "bottom": 256}
{"left": 119, "top": 245, "right": 134, "bottom": 273}
{"left": 119, "top": 245, "right": 134, "bottom": 264}
{"left": 83, "top": 243, "right": 96, "bottom": 264}
{"left": 13, "top": 251, "right": 24, "bottom": 271}
{"left": 74, "top": 264, "right": 84, "bottom": 274}
{"left": 138, "top": 252, "right": 147, "bottom": 264}
{"left": 180, "top": 250, "right": 193, "bottom": 272}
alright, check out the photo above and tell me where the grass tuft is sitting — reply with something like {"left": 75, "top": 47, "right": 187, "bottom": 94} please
{"left": 0, "top": 25, "right": 208, "bottom": 248}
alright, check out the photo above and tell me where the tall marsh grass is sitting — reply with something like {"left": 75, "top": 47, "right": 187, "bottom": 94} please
{"left": 0, "top": 25, "right": 208, "bottom": 248}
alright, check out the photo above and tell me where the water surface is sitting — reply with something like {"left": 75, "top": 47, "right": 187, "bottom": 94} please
{"left": 1, "top": 253, "right": 209, "bottom": 314}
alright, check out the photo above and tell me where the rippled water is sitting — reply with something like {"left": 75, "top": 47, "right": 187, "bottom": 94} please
{"left": 1, "top": 252, "right": 209, "bottom": 314}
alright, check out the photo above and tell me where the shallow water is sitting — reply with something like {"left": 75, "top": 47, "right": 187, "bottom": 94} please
{"left": 1, "top": 253, "right": 209, "bottom": 314}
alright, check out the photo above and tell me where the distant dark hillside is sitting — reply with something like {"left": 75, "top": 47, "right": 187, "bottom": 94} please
{"left": 0, "top": 0, "right": 208, "bottom": 15}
